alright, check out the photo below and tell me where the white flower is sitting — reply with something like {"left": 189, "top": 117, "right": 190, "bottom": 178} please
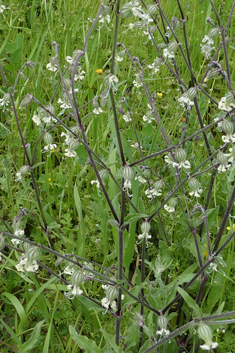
{"left": 16, "top": 256, "right": 39, "bottom": 273}
{"left": 93, "top": 107, "right": 103, "bottom": 115}
{"left": 32, "top": 115, "right": 42, "bottom": 126}
{"left": 202, "top": 35, "right": 214, "bottom": 45}
{"left": 67, "top": 284, "right": 83, "bottom": 296}
{"left": 157, "top": 328, "right": 170, "bottom": 336}
{"left": 116, "top": 56, "right": 123, "bottom": 62}
{"left": 99, "top": 14, "right": 110, "bottom": 24}
{"left": 0, "top": 94, "right": 10, "bottom": 111}
{"left": 58, "top": 98, "right": 71, "bottom": 109}
{"left": 164, "top": 154, "right": 174, "bottom": 165}
{"left": 209, "top": 262, "right": 217, "bottom": 272}
{"left": 46, "top": 62, "right": 57, "bottom": 72}
{"left": 135, "top": 175, "right": 147, "bottom": 184}
{"left": 173, "top": 160, "right": 191, "bottom": 169}
{"left": 42, "top": 116, "right": 57, "bottom": 125}
{"left": 218, "top": 96, "right": 235, "bottom": 112}
{"left": 101, "top": 297, "right": 116, "bottom": 311}
{"left": 122, "top": 23, "right": 135, "bottom": 33}
{"left": 164, "top": 204, "right": 175, "bottom": 213}
{"left": 0, "top": 5, "right": 6, "bottom": 13}
{"left": 133, "top": 80, "right": 142, "bottom": 88}
{"left": 163, "top": 47, "right": 176, "bottom": 59}
{"left": 91, "top": 179, "right": 100, "bottom": 188}
{"left": 123, "top": 114, "right": 132, "bottom": 122}
{"left": 200, "top": 342, "right": 218, "bottom": 350}
{"left": 200, "top": 44, "right": 214, "bottom": 59}
{"left": 143, "top": 114, "right": 154, "bottom": 125}
{"left": 44, "top": 143, "right": 57, "bottom": 152}
{"left": 178, "top": 96, "right": 194, "bottom": 111}
{"left": 64, "top": 149, "right": 77, "bottom": 158}
{"left": 74, "top": 69, "right": 86, "bottom": 81}
{"left": 222, "top": 134, "right": 235, "bottom": 143}
{"left": 189, "top": 189, "right": 203, "bottom": 198}
{"left": 124, "top": 179, "right": 132, "bottom": 195}
{"left": 64, "top": 265, "right": 75, "bottom": 275}
{"left": 108, "top": 74, "right": 118, "bottom": 83}
{"left": 65, "top": 56, "right": 74, "bottom": 65}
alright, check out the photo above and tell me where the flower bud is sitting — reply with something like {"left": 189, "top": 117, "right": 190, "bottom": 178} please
{"left": 19, "top": 165, "right": 30, "bottom": 175}
{"left": 20, "top": 94, "right": 34, "bottom": 108}
{"left": 70, "top": 126, "right": 80, "bottom": 134}
{"left": 221, "top": 120, "right": 234, "bottom": 135}
{"left": 122, "top": 165, "right": 133, "bottom": 180}
{"left": 208, "top": 27, "right": 220, "bottom": 38}
{"left": 44, "top": 132, "right": 53, "bottom": 145}
{"left": 147, "top": 4, "right": 158, "bottom": 15}
{"left": 99, "top": 169, "right": 109, "bottom": 180}
{"left": 205, "top": 68, "right": 221, "bottom": 81}
{"left": 26, "top": 60, "right": 36, "bottom": 68}
{"left": 143, "top": 168, "right": 151, "bottom": 178}
{"left": 141, "top": 221, "right": 151, "bottom": 234}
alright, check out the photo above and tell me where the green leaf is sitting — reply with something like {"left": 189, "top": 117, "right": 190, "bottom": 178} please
{"left": 69, "top": 326, "right": 105, "bottom": 353}
{"left": 124, "top": 213, "right": 148, "bottom": 225}
{"left": 20, "top": 320, "right": 45, "bottom": 353}
{"left": 100, "top": 329, "right": 123, "bottom": 353}
{"left": 177, "top": 287, "right": 201, "bottom": 317}
{"left": 2, "top": 292, "right": 28, "bottom": 333}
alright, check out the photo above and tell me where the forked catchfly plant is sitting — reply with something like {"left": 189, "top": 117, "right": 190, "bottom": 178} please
{"left": 1, "top": 0, "right": 235, "bottom": 352}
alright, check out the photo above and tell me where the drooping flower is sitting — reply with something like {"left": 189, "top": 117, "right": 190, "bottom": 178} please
{"left": 157, "top": 315, "right": 170, "bottom": 336}
{"left": 221, "top": 120, "right": 235, "bottom": 143}
{"left": 164, "top": 197, "right": 177, "bottom": 213}
{"left": 66, "top": 270, "right": 84, "bottom": 299}
{"left": 217, "top": 151, "right": 231, "bottom": 173}
{"left": 46, "top": 57, "right": 57, "bottom": 72}
{"left": 197, "top": 322, "right": 218, "bottom": 351}
{"left": 137, "top": 221, "right": 152, "bottom": 246}
{"left": 200, "top": 44, "right": 215, "bottom": 59}
{"left": 16, "top": 246, "right": 41, "bottom": 273}
{"left": 188, "top": 178, "right": 203, "bottom": 198}
{"left": 0, "top": 93, "right": 10, "bottom": 111}
{"left": 15, "top": 165, "right": 30, "bottom": 182}
{"left": 172, "top": 148, "right": 191, "bottom": 170}
{"left": 122, "top": 165, "right": 134, "bottom": 197}
{"left": 218, "top": 93, "right": 235, "bottom": 112}
{"left": 101, "top": 284, "right": 119, "bottom": 312}
{"left": 163, "top": 42, "right": 178, "bottom": 60}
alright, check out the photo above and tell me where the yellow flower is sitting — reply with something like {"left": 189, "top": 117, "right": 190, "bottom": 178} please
{"left": 203, "top": 243, "right": 208, "bottom": 258}
{"left": 48, "top": 178, "right": 52, "bottom": 182}
{"left": 157, "top": 92, "right": 163, "bottom": 98}
{"left": 182, "top": 117, "right": 186, "bottom": 122}
{"left": 96, "top": 68, "right": 103, "bottom": 74}
{"left": 227, "top": 224, "right": 235, "bottom": 231}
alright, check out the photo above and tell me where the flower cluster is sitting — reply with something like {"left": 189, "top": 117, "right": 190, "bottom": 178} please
{"left": 16, "top": 245, "right": 41, "bottom": 273}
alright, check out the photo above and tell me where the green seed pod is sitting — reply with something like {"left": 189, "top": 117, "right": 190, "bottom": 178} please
{"left": 119, "top": 3, "right": 133, "bottom": 18}
{"left": 99, "top": 169, "right": 109, "bottom": 180}
{"left": 68, "top": 139, "right": 80, "bottom": 150}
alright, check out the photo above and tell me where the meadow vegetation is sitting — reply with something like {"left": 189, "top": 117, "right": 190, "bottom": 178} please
{"left": 1, "top": 0, "right": 235, "bottom": 352}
